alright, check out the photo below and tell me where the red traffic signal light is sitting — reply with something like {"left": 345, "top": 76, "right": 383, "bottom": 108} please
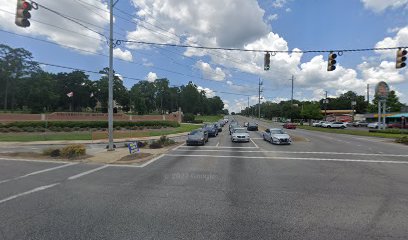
{"left": 396, "top": 48, "right": 407, "bottom": 69}
{"left": 327, "top": 52, "right": 337, "bottom": 71}
{"left": 15, "top": 0, "right": 32, "bottom": 27}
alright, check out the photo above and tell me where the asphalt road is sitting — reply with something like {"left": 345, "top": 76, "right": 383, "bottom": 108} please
{"left": 0, "top": 116, "right": 408, "bottom": 239}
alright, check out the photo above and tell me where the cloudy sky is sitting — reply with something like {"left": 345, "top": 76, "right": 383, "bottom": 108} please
{"left": 1, "top": 0, "right": 407, "bottom": 112}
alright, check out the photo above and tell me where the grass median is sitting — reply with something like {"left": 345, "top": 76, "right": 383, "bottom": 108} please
{"left": 195, "top": 115, "right": 223, "bottom": 123}
{"left": 0, "top": 123, "right": 200, "bottom": 142}
{"left": 298, "top": 125, "right": 405, "bottom": 139}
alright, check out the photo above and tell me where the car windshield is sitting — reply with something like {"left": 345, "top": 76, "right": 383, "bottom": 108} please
{"left": 234, "top": 129, "right": 247, "bottom": 133}
{"left": 190, "top": 130, "right": 202, "bottom": 135}
{"left": 271, "top": 130, "right": 284, "bottom": 134}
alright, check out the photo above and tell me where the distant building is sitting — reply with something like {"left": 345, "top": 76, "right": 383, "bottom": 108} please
{"left": 321, "top": 110, "right": 354, "bottom": 122}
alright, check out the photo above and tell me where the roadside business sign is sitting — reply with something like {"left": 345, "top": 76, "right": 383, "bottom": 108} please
{"left": 128, "top": 141, "right": 140, "bottom": 154}
{"left": 375, "top": 81, "right": 390, "bottom": 100}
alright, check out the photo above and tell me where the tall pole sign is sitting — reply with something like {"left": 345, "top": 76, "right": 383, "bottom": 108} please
{"left": 375, "top": 81, "right": 389, "bottom": 130}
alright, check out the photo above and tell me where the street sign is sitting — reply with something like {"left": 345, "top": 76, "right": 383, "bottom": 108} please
{"left": 128, "top": 141, "right": 140, "bottom": 154}
{"left": 375, "top": 81, "right": 390, "bottom": 100}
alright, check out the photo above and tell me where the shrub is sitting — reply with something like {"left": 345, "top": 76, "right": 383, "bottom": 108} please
{"left": 159, "top": 135, "right": 176, "bottom": 146}
{"left": 62, "top": 127, "right": 73, "bottom": 132}
{"left": 22, "top": 127, "right": 36, "bottom": 132}
{"left": 149, "top": 141, "right": 163, "bottom": 149}
{"left": 183, "top": 113, "right": 195, "bottom": 122}
{"left": 43, "top": 148, "right": 61, "bottom": 157}
{"left": 8, "top": 126, "right": 22, "bottom": 132}
{"left": 191, "top": 120, "right": 203, "bottom": 124}
{"left": 0, "top": 128, "right": 10, "bottom": 133}
{"left": 395, "top": 136, "right": 408, "bottom": 145}
{"left": 60, "top": 144, "right": 86, "bottom": 158}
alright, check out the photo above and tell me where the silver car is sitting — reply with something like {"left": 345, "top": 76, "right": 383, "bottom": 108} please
{"left": 231, "top": 128, "right": 250, "bottom": 142}
{"left": 263, "top": 128, "right": 292, "bottom": 145}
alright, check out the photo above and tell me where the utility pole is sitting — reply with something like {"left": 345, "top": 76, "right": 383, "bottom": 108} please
{"left": 107, "top": 0, "right": 118, "bottom": 151}
{"left": 247, "top": 96, "right": 250, "bottom": 117}
{"left": 290, "top": 75, "right": 294, "bottom": 122}
{"left": 258, "top": 78, "right": 263, "bottom": 119}
{"left": 291, "top": 75, "right": 294, "bottom": 107}
{"left": 367, "top": 84, "right": 369, "bottom": 105}
{"left": 324, "top": 91, "right": 328, "bottom": 121}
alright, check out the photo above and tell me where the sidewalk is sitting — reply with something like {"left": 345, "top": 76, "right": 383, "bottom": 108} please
{"left": 0, "top": 132, "right": 189, "bottom": 146}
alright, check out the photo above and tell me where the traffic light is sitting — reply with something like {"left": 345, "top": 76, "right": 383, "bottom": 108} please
{"left": 15, "top": 0, "right": 32, "bottom": 28}
{"left": 396, "top": 48, "right": 407, "bottom": 69}
{"left": 264, "top": 52, "right": 270, "bottom": 71}
{"left": 327, "top": 51, "right": 337, "bottom": 71}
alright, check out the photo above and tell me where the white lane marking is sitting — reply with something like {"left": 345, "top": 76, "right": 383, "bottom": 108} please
{"left": 0, "top": 183, "right": 60, "bottom": 205}
{"left": 138, "top": 154, "right": 165, "bottom": 168}
{"left": 108, "top": 154, "right": 166, "bottom": 168}
{"left": 216, "top": 142, "right": 220, "bottom": 147}
{"left": 0, "top": 163, "right": 78, "bottom": 185}
{"left": 0, "top": 158, "right": 71, "bottom": 164}
{"left": 67, "top": 165, "right": 109, "bottom": 180}
{"left": 164, "top": 154, "right": 408, "bottom": 164}
{"left": 250, "top": 138, "right": 259, "bottom": 148}
{"left": 178, "top": 146, "right": 258, "bottom": 149}
{"left": 172, "top": 149, "right": 408, "bottom": 157}
{"left": 172, "top": 143, "right": 186, "bottom": 151}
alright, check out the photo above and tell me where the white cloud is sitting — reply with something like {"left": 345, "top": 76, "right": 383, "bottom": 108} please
{"left": 142, "top": 58, "right": 154, "bottom": 67}
{"left": 197, "top": 86, "right": 215, "bottom": 98}
{"left": 0, "top": 0, "right": 109, "bottom": 54}
{"left": 195, "top": 61, "right": 226, "bottom": 81}
{"left": 113, "top": 48, "right": 133, "bottom": 61}
{"left": 375, "top": 26, "right": 408, "bottom": 59}
{"left": 361, "top": 0, "right": 408, "bottom": 12}
{"left": 146, "top": 72, "right": 157, "bottom": 82}
{"left": 285, "top": 8, "right": 292, "bottom": 12}
{"left": 129, "top": 0, "right": 269, "bottom": 48}
{"left": 272, "top": 0, "right": 290, "bottom": 8}
{"left": 358, "top": 61, "right": 406, "bottom": 85}
{"left": 267, "top": 14, "right": 278, "bottom": 22}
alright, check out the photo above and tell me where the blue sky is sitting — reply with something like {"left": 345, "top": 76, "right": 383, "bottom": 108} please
{"left": 1, "top": 0, "right": 407, "bottom": 112}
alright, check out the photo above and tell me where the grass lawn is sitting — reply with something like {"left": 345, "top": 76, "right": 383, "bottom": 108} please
{"left": 195, "top": 115, "right": 223, "bottom": 123}
{"left": 0, "top": 124, "right": 199, "bottom": 142}
{"left": 298, "top": 125, "right": 405, "bottom": 139}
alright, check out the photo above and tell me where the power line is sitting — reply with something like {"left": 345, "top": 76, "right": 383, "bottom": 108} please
{"left": 0, "top": 29, "right": 254, "bottom": 91}
{"left": 119, "top": 39, "right": 408, "bottom": 54}
{"left": 32, "top": 1, "right": 107, "bottom": 39}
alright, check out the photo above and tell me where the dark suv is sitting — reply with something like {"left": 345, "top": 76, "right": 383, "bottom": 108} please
{"left": 203, "top": 124, "right": 218, "bottom": 137}
{"left": 247, "top": 123, "right": 258, "bottom": 131}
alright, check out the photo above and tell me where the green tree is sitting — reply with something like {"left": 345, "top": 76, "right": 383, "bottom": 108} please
{"left": 0, "top": 44, "right": 40, "bottom": 110}
{"left": 300, "top": 103, "right": 323, "bottom": 120}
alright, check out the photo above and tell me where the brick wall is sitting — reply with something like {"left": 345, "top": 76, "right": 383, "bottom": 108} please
{"left": 0, "top": 111, "right": 183, "bottom": 123}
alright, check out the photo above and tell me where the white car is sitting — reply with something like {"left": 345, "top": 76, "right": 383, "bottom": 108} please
{"left": 263, "top": 128, "right": 292, "bottom": 145}
{"left": 223, "top": 118, "right": 229, "bottom": 123}
{"left": 326, "top": 122, "right": 347, "bottom": 129}
{"left": 231, "top": 128, "right": 250, "bottom": 142}
{"left": 312, "top": 121, "right": 325, "bottom": 127}
{"left": 368, "top": 122, "right": 387, "bottom": 129}
{"left": 321, "top": 122, "right": 332, "bottom": 128}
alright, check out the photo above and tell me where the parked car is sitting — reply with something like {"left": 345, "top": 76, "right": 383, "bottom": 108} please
{"left": 326, "top": 122, "right": 347, "bottom": 129}
{"left": 283, "top": 122, "right": 296, "bottom": 129}
{"left": 262, "top": 128, "right": 292, "bottom": 145}
{"left": 186, "top": 129, "right": 208, "bottom": 146}
{"left": 231, "top": 127, "right": 250, "bottom": 142}
{"left": 387, "top": 122, "right": 408, "bottom": 129}
{"left": 352, "top": 120, "right": 369, "bottom": 127}
{"left": 247, "top": 123, "right": 258, "bottom": 131}
{"left": 321, "top": 122, "right": 332, "bottom": 128}
{"left": 214, "top": 122, "right": 222, "bottom": 132}
{"left": 243, "top": 122, "right": 249, "bottom": 127}
{"left": 223, "top": 118, "right": 229, "bottom": 123}
{"left": 312, "top": 121, "right": 325, "bottom": 127}
{"left": 368, "top": 122, "right": 387, "bottom": 129}
{"left": 203, "top": 124, "right": 218, "bottom": 137}
{"left": 218, "top": 120, "right": 225, "bottom": 127}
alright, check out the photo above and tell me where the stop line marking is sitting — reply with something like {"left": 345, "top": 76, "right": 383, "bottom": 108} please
{"left": 172, "top": 149, "right": 408, "bottom": 157}
{"left": 164, "top": 154, "right": 408, "bottom": 164}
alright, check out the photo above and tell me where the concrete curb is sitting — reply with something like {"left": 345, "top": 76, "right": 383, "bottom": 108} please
{"left": 0, "top": 132, "right": 190, "bottom": 146}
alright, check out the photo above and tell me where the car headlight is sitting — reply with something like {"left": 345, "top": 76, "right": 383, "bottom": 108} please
{"left": 200, "top": 138, "right": 204, "bottom": 141}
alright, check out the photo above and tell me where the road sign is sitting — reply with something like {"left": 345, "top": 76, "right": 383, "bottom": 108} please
{"left": 375, "top": 81, "right": 390, "bottom": 100}
{"left": 128, "top": 142, "right": 140, "bottom": 154}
